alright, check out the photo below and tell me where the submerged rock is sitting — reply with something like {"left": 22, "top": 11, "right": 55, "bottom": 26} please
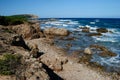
{"left": 87, "top": 33, "right": 102, "bottom": 36}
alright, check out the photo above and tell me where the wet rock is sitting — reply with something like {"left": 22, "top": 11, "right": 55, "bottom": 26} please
{"left": 66, "top": 43, "right": 72, "bottom": 49}
{"left": 78, "top": 54, "right": 92, "bottom": 64}
{"left": 87, "top": 33, "right": 102, "bottom": 36}
{"left": 96, "top": 28, "right": 108, "bottom": 33}
{"left": 81, "top": 27, "right": 90, "bottom": 33}
{"left": 64, "top": 37, "right": 76, "bottom": 40}
{"left": 90, "top": 45, "right": 117, "bottom": 57}
{"left": 44, "top": 27, "right": 70, "bottom": 36}
{"left": 84, "top": 47, "right": 92, "bottom": 55}
{"left": 99, "top": 51, "right": 117, "bottom": 57}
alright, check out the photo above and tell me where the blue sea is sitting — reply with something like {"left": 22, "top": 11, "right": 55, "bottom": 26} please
{"left": 40, "top": 18, "right": 120, "bottom": 72}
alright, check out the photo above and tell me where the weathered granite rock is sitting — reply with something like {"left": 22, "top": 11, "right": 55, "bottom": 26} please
{"left": 10, "top": 34, "right": 29, "bottom": 50}
{"left": 44, "top": 27, "right": 70, "bottom": 36}
{"left": 11, "top": 23, "right": 41, "bottom": 39}
{"left": 41, "top": 53, "right": 68, "bottom": 72}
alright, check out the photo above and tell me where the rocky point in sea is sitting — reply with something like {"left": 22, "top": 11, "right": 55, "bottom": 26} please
{"left": 0, "top": 15, "right": 120, "bottom": 80}
{"left": 40, "top": 18, "right": 120, "bottom": 75}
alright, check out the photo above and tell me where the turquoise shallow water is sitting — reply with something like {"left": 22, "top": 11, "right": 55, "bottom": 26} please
{"left": 40, "top": 18, "right": 120, "bottom": 73}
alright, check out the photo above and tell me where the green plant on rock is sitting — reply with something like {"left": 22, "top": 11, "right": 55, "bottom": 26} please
{"left": 0, "top": 53, "right": 22, "bottom": 75}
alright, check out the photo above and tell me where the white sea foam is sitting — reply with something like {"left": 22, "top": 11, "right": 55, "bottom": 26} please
{"left": 90, "top": 22, "right": 95, "bottom": 24}
{"left": 59, "top": 19, "right": 71, "bottom": 22}
{"left": 85, "top": 25, "right": 91, "bottom": 28}
{"left": 67, "top": 21, "right": 79, "bottom": 25}
{"left": 93, "top": 35, "right": 117, "bottom": 42}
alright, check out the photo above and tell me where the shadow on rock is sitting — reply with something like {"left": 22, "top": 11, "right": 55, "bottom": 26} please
{"left": 42, "top": 63, "right": 64, "bottom": 80}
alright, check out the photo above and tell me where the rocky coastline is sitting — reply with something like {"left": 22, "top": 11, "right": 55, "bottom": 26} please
{"left": 0, "top": 15, "right": 120, "bottom": 80}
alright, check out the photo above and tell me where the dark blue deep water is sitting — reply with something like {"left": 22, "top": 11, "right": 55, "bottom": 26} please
{"left": 40, "top": 18, "right": 120, "bottom": 72}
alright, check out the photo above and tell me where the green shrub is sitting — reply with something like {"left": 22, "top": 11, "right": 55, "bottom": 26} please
{"left": 0, "top": 15, "right": 27, "bottom": 26}
{"left": 0, "top": 53, "right": 22, "bottom": 75}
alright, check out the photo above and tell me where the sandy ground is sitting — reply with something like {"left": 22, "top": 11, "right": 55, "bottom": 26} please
{"left": 26, "top": 38, "right": 116, "bottom": 80}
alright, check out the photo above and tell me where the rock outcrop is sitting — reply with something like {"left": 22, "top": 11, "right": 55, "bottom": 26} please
{"left": 10, "top": 34, "right": 30, "bottom": 50}
{"left": 81, "top": 27, "right": 90, "bottom": 33}
{"left": 90, "top": 45, "right": 117, "bottom": 57}
{"left": 96, "top": 28, "right": 108, "bottom": 33}
{"left": 44, "top": 27, "right": 70, "bottom": 36}
{"left": 87, "top": 33, "right": 102, "bottom": 36}
{"left": 11, "top": 23, "right": 42, "bottom": 39}
{"left": 41, "top": 53, "right": 68, "bottom": 72}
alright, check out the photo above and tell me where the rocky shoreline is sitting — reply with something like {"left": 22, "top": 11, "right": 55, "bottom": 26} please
{"left": 0, "top": 18, "right": 120, "bottom": 80}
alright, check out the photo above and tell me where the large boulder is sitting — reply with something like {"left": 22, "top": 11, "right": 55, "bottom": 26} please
{"left": 11, "top": 23, "right": 41, "bottom": 39}
{"left": 96, "top": 28, "right": 108, "bottom": 33}
{"left": 44, "top": 27, "right": 70, "bottom": 36}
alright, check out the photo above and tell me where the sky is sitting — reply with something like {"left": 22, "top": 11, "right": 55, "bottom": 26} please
{"left": 0, "top": 0, "right": 120, "bottom": 18}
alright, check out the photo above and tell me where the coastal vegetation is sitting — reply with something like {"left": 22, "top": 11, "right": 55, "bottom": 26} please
{"left": 0, "top": 15, "right": 27, "bottom": 26}
{"left": 0, "top": 54, "right": 22, "bottom": 75}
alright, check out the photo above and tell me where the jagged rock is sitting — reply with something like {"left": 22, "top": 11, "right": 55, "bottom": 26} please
{"left": 44, "top": 27, "right": 70, "bottom": 36}
{"left": 11, "top": 23, "right": 41, "bottom": 39}
{"left": 96, "top": 28, "right": 108, "bottom": 33}
{"left": 25, "top": 62, "right": 50, "bottom": 80}
{"left": 66, "top": 43, "right": 72, "bottom": 49}
{"left": 41, "top": 54, "right": 68, "bottom": 72}
{"left": 90, "top": 45, "right": 117, "bottom": 57}
{"left": 81, "top": 27, "right": 90, "bottom": 33}
{"left": 10, "top": 34, "right": 29, "bottom": 50}
{"left": 26, "top": 42, "right": 43, "bottom": 58}
{"left": 30, "top": 45, "right": 39, "bottom": 58}
{"left": 84, "top": 47, "right": 92, "bottom": 55}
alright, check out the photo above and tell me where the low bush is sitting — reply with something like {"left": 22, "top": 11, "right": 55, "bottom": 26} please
{"left": 0, "top": 53, "right": 22, "bottom": 75}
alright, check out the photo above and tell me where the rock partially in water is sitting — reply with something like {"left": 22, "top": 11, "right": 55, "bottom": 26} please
{"left": 84, "top": 47, "right": 92, "bottom": 55}
{"left": 81, "top": 27, "right": 90, "bottom": 33}
{"left": 44, "top": 27, "right": 70, "bottom": 36}
{"left": 87, "top": 33, "right": 102, "bottom": 36}
{"left": 96, "top": 28, "right": 108, "bottom": 33}
{"left": 90, "top": 45, "right": 117, "bottom": 57}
